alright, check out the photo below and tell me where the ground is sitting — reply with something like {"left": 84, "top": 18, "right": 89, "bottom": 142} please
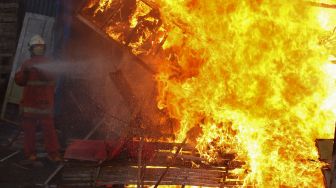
{"left": 0, "top": 121, "right": 62, "bottom": 188}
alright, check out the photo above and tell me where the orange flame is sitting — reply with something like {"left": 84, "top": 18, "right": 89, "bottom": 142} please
{"left": 155, "top": 0, "right": 336, "bottom": 187}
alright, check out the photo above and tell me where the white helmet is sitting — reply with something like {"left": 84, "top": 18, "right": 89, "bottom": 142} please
{"left": 29, "top": 35, "right": 45, "bottom": 47}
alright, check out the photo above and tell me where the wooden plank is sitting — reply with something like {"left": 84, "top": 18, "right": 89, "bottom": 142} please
{"left": 0, "top": 55, "right": 12, "bottom": 61}
{"left": 139, "top": 156, "right": 242, "bottom": 170}
{"left": 0, "top": 42, "right": 16, "bottom": 50}
{"left": 0, "top": 40, "right": 16, "bottom": 45}
{"left": 0, "top": 32, "right": 17, "bottom": 38}
{"left": 0, "top": 66, "right": 11, "bottom": 73}
{"left": 101, "top": 167, "right": 231, "bottom": 178}
{"left": 0, "top": 35, "right": 16, "bottom": 39}
{"left": 308, "top": 1, "right": 336, "bottom": 9}
{"left": 0, "top": 17, "right": 17, "bottom": 23}
{"left": 94, "top": 149, "right": 242, "bottom": 170}
{"left": 330, "top": 125, "right": 336, "bottom": 188}
{"left": 101, "top": 167, "right": 227, "bottom": 177}
{"left": 0, "top": 7, "right": 17, "bottom": 14}
{"left": 100, "top": 179, "right": 223, "bottom": 185}
{"left": 63, "top": 173, "right": 238, "bottom": 181}
{"left": 0, "top": 50, "right": 15, "bottom": 56}
{"left": 0, "top": 53, "right": 13, "bottom": 57}
{"left": 105, "top": 170, "right": 228, "bottom": 180}
{"left": 317, "top": 139, "right": 334, "bottom": 163}
{"left": 0, "top": 12, "right": 17, "bottom": 23}
{"left": 63, "top": 176, "right": 232, "bottom": 187}
{"left": 0, "top": 60, "right": 12, "bottom": 66}
{"left": 100, "top": 175, "right": 224, "bottom": 184}
{"left": 0, "top": 13, "right": 17, "bottom": 18}
{"left": 97, "top": 180, "right": 238, "bottom": 187}
{"left": 0, "top": 23, "right": 17, "bottom": 31}
{"left": 68, "top": 175, "right": 225, "bottom": 184}
{"left": 0, "top": 3, "right": 19, "bottom": 9}
{"left": 61, "top": 162, "right": 243, "bottom": 187}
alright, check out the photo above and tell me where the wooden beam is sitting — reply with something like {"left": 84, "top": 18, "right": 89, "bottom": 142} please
{"left": 62, "top": 164, "right": 243, "bottom": 187}
{"left": 308, "top": 1, "right": 336, "bottom": 9}
{"left": 137, "top": 136, "right": 144, "bottom": 188}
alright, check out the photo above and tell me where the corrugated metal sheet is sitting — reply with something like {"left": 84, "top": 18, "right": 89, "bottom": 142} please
{"left": 23, "top": 0, "right": 57, "bottom": 17}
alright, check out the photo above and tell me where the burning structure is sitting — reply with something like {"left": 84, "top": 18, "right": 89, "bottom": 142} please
{"left": 71, "top": 0, "right": 336, "bottom": 187}
{"left": 1, "top": 0, "right": 336, "bottom": 187}
{"left": 61, "top": 0, "right": 336, "bottom": 187}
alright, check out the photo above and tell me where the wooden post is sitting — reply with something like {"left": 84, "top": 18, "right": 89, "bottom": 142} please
{"left": 137, "top": 136, "right": 144, "bottom": 188}
{"left": 154, "top": 138, "right": 187, "bottom": 188}
{"left": 330, "top": 123, "right": 336, "bottom": 188}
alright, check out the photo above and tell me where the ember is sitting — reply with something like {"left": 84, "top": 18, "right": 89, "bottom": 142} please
{"left": 80, "top": 0, "right": 336, "bottom": 187}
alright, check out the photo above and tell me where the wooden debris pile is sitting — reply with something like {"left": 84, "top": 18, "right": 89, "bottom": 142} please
{"left": 62, "top": 141, "right": 245, "bottom": 187}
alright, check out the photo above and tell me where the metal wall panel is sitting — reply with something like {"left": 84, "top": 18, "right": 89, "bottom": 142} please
{"left": 23, "top": 0, "right": 57, "bottom": 17}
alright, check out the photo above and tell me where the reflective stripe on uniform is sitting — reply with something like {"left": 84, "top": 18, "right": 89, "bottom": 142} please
{"left": 26, "top": 80, "right": 55, "bottom": 86}
{"left": 23, "top": 107, "right": 53, "bottom": 115}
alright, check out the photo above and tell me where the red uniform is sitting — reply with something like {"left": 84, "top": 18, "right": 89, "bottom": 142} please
{"left": 15, "top": 55, "right": 59, "bottom": 158}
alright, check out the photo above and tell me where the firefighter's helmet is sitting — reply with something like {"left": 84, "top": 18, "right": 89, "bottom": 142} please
{"left": 29, "top": 35, "right": 46, "bottom": 56}
{"left": 29, "top": 35, "right": 45, "bottom": 46}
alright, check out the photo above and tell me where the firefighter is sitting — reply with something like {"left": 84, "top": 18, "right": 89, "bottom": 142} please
{"left": 15, "top": 35, "right": 61, "bottom": 161}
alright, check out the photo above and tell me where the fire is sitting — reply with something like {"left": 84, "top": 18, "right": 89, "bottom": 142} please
{"left": 94, "top": 0, "right": 113, "bottom": 14}
{"left": 316, "top": 5, "right": 336, "bottom": 30}
{"left": 155, "top": 0, "right": 336, "bottom": 187}
{"left": 81, "top": 0, "right": 336, "bottom": 187}
{"left": 82, "top": 0, "right": 167, "bottom": 55}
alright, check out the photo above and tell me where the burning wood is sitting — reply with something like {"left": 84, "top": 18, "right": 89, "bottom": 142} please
{"left": 308, "top": 1, "right": 336, "bottom": 9}
{"left": 62, "top": 140, "right": 245, "bottom": 187}
{"left": 80, "top": 0, "right": 166, "bottom": 56}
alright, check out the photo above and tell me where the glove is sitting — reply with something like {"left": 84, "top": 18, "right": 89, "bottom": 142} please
{"left": 23, "top": 66, "right": 30, "bottom": 76}
{"left": 23, "top": 65, "right": 38, "bottom": 74}
{"left": 23, "top": 65, "right": 36, "bottom": 78}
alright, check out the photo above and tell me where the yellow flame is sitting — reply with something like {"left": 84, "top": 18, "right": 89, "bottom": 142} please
{"left": 95, "top": 0, "right": 113, "bottom": 14}
{"left": 129, "top": 0, "right": 152, "bottom": 28}
{"left": 155, "top": 0, "right": 336, "bottom": 187}
{"left": 317, "top": 8, "right": 336, "bottom": 30}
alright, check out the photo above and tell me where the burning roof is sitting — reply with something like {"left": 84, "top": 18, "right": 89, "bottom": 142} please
{"left": 80, "top": 0, "right": 166, "bottom": 56}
